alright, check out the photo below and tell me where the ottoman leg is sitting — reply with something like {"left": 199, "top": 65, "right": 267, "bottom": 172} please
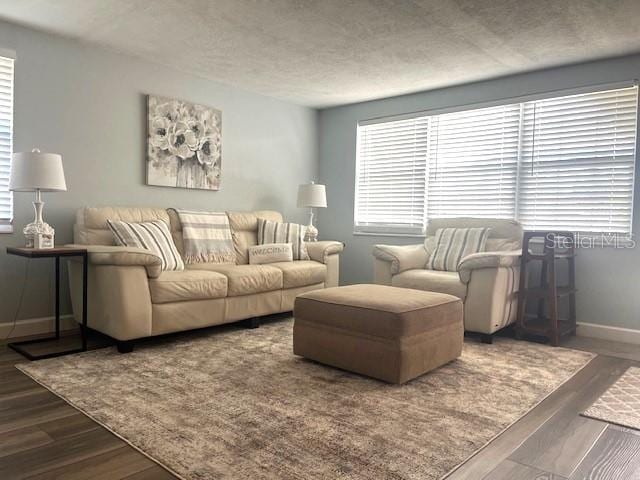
{"left": 480, "top": 334, "right": 493, "bottom": 344}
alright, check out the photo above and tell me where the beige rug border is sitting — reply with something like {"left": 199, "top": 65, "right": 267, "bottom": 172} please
{"left": 581, "top": 366, "right": 640, "bottom": 431}
{"left": 442, "top": 353, "right": 596, "bottom": 478}
{"left": 16, "top": 351, "right": 597, "bottom": 480}
{"left": 15, "top": 364, "right": 186, "bottom": 480}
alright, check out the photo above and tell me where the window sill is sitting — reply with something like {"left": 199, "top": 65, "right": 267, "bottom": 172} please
{"left": 0, "top": 224, "right": 13, "bottom": 234}
{"left": 353, "top": 231, "right": 425, "bottom": 239}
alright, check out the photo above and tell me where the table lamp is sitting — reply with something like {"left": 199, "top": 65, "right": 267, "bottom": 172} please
{"left": 9, "top": 148, "right": 67, "bottom": 249}
{"left": 297, "top": 181, "right": 327, "bottom": 242}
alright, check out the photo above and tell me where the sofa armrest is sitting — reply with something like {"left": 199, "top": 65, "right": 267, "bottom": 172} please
{"left": 65, "top": 244, "right": 163, "bottom": 278}
{"left": 306, "top": 241, "right": 344, "bottom": 264}
{"left": 457, "top": 250, "right": 521, "bottom": 284}
{"left": 372, "top": 244, "right": 427, "bottom": 275}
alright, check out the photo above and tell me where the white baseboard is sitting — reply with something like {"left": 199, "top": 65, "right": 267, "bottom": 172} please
{"left": 0, "top": 315, "right": 76, "bottom": 340}
{"left": 576, "top": 322, "right": 640, "bottom": 345}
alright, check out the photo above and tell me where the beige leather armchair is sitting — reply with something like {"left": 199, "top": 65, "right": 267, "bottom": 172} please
{"left": 373, "top": 218, "right": 523, "bottom": 343}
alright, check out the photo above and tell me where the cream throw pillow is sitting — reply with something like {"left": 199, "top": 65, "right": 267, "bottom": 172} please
{"left": 257, "top": 218, "right": 309, "bottom": 260}
{"left": 248, "top": 243, "right": 293, "bottom": 265}
{"left": 107, "top": 220, "right": 184, "bottom": 271}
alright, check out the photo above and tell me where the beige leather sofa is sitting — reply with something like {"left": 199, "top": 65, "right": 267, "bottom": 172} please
{"left": 67, "top": 207, "right": 343, "bottom": 352}
{"left": 372, "top": 218, "right": 522, "bottom": 343}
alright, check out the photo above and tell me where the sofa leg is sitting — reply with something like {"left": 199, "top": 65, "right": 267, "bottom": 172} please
{"left": 244, "top": 317, "right": 261, "bottom": 329}
{"left": 117, "top": 341, "right": 135, "bottom": 353}
{"left": 480, "top": 334, "right": 494, "bottom": 345}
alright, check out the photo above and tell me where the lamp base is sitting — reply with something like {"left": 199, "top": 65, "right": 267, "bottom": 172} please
{"left": 304, "top": 223, "right": 319, "bottom": 242}
{"left": 24, "top": 222, "right": 55, "bottom": 249}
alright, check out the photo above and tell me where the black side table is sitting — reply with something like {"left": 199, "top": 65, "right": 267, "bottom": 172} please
{"left": 6, "top": 246, "right": 88, "bottom": 360}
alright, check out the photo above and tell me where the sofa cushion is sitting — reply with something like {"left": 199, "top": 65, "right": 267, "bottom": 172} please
{"left": 392, "top": 269, "right": 467, "bottom": 300}
{"left": 75, "top": 207, "right": 170, "bottom": 246}
{"left": 270, "top": 261, "right": 326, "bottom": 288}
{"left": 149, "top": 270, "right": 228, "bottom": 303}
{"left": 227, "top": 210, "right": 284, "bottom": 264}
{"left": 190, "top": 264, "right": 283, "bottom": 296}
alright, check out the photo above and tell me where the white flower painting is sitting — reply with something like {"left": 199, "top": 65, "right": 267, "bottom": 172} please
{"left": 147, "top": 95, "right": 222, "bottom": 190}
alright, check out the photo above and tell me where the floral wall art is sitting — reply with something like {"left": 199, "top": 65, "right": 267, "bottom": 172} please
{"left": 147, "top": 95, "right": 222, "bottom": 190}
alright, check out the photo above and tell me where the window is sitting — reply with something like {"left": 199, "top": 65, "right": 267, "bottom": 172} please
{"left": 354, "top": 116, "right": 429, "bottom": 234}
{"left": 355, "top": 85, "right": 638, "bottom": 236}
{"left": 0, "top": 54, "right": 13, "bottom": 232}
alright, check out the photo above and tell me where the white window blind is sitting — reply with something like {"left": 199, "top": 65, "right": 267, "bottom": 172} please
{"left": 354, "top": 84, "right": 638, "bottom": 236}
{"left": 0, "top": 54, "right": 13, "bottom": 229}
{"left": 355, "top": 116, "right": 429, "bottom": 234}
{"left": 427, "top": 103, "right": 521, "bottom": 219}
{"left": 518, "top": 87, "right": 637, "bottom": 233}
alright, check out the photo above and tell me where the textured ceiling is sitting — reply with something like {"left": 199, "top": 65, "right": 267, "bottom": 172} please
{"left": 1, "top": 0, "right": 640, "bottom": 107}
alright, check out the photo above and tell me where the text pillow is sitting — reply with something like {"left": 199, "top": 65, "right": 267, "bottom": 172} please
{"left": 426, "top": 227, "right": 489, "bottom": 272}
{"left": 248, "top": 243, "right": 293, "bottom": 265}
{"left": 107, "top": 220, "right": 185, "bottom": 271}
{"left": 257, "top": 218, "right": 309, "bottom": 260}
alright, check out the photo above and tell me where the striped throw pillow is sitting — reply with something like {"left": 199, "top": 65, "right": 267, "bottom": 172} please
{"left": 107, "top": 220, "right": 185, "bottom": 271}
{"left": 426, "top": 227, "right": 489, "bottom": 272}
{"left": 257, "top": 218, "right": 309, "bottom": 261}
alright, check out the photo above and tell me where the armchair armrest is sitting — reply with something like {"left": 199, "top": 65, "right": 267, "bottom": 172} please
{"left": 306, "top": 241, "right": 344, "bottom": 264}
{"left": 65, "top": 244, "right": 163, "bottom": 278}
{"left": 372, "top": 244, "right": 427, "bottom": 275}
{"left": 458, "top": 250, "right": 521, "bottom": 284}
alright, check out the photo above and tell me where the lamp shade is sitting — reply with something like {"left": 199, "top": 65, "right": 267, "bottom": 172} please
{"left": 297, "top": 182, "right": 327, "bottom": 208}
{"left": 9, "top": 149, "right": 67, "bottom": 192}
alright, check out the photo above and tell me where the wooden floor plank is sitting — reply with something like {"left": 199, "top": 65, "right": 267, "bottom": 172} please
{"left": 510, "top": 415, "right": 607, "bottom": 477}
{"left": 0, "top": 427, "right": 124, "bottom": 479}
{"left": 24, "top": 446, "right": 162, "bottom": 480}
{"left": 483, "top": 459, "right": 566, "bottom": 480}
{"left": 569, "top": 425, "right": 640, "bottom": 480}
{"left": 36, "top": 412, "right": 101, "bottom": 440}
{"left": 508, "top": 358, "right": 634, "bottom": 477}
{"left": 562, "top": 337, "right": 640, "bottom": 362}
{"left": 0, "top": 426, "right": 52, "bottom": 459}
{"left": 0, "top": 388, "right": 63, "bottom": 413}
{"left": 0, "top": 400, "right": 78, "bottom": 435}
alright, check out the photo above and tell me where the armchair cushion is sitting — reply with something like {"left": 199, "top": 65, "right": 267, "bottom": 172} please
{"left": 457, "top": 251, "right": 521, "bottom": 284}
{"left": 391, "top": 269, "right": 467, "bottom": 300}
{"left": 372, "top": 244, "right": 427, "bottom": 275}
{"left": 66, "top": 244, "right": 163, "bottom": 278}
{"left": 426, "top": 227, "right": 489, "bottom": 272}
{"left": 306, "top": 241, "right": 344, "bottom": 264}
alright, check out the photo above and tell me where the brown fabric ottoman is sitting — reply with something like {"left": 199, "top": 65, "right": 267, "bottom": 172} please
{"left": 293, "top": 284, "right": 463, "bottom": 384}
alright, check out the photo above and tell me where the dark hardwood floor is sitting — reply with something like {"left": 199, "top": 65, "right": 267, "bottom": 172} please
{"left": 1, "top": 332, "right": 638, "bottom": 480}
{"left": 0, "top": 338, "right": 176, "bottom": 480}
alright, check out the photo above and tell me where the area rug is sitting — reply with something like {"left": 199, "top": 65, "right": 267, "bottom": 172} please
{"left": 582, "top": 366, "right": 640, "bottom": 430}
{"left": 17, "top": 318, "right": 594, "bottom": 480}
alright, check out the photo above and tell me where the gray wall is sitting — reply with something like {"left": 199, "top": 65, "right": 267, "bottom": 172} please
{"left": 0, "top": 20, "right": 318, "bottom": 325}
{"left": 318, "top": 54, "right": 640, "bottom": 332}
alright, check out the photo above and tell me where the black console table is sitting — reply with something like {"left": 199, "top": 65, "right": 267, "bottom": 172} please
{"left": 6, "top": 246, "right": 88, "bottom": 360}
